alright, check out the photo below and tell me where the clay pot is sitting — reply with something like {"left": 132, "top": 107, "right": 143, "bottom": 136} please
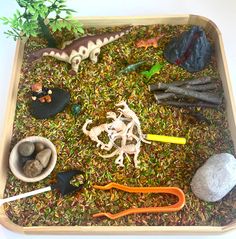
{"left": 9, "top": 136, "right": 57, "bottom": 182}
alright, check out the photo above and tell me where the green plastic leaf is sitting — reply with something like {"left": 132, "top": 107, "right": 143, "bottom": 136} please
{"left": 58, "top": 4, "right": 67, "bottom": 8}
{"left": 0, "top": 17, "right": 10, "bottom": 24}
{"left": 141, "top": 70, "right": 150, "bottom": 78}
{"left": 12, "top": 17, "right": 20, "bottom": 28}
{"left": 58, "top": 20, "right": 66, "bottom": 28}
{"left": 28, "top": 6, "right": 35, "bottom": 15}
{"left": 0, "top": 16, "right": 9, "bottom": 21}
{"left": 16, "top": 9, "right": 21, "bottom": 16}
{"left": 149, "top": 63, "right": 163, "bottom": 75}
{"left": 50, "top": 21, "right": 58, "bottom": 32}
{"left": 141, "top": 63, "right": 164, "bottom": 79}
{"left": 77, "top": 27, "right": 84, "bottom": 34}
{"left": 31, "top": 12, "right": 39, "bottom": 21}
{"left": 1, "top": 0, "right": 83, "bottom": 41}
{"left": 63, "top": 8, "right": 77, "bottom": 13}
{"left": 39, "top": 11, "right": 46, "bottom": 18}
{"left": 55, "top": 21, "right": 62, "bottom": 31}
{"left": 17, "top": 0, "right": 27, "bottom": 7}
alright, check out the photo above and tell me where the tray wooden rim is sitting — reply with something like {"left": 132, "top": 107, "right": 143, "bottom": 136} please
{"left": 0, "top": 14, "right": 235, "bottom": 234}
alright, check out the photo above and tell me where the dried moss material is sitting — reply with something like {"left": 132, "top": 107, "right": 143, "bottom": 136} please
{"left": 4, "top": 24, "right": 236, "bottom": 227}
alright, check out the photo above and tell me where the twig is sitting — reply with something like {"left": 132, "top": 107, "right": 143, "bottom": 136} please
{"left": 165, "top": 85, "right": 222, "bottom": 104}
{"left": 149, "top": 82, "right": 171, "bottom": 91}
{"left": 148, "top": 76, "right": 213, "bottom": 92}
{"left": 183, "top": 83, "right": 218, "bottom": 91}
{"left": 185, "top": 77, "right": 212, "bottom": 85}
{"left": 154, "top": 92, "right": 176, "bottom": 101}
{"left": 158, "top": 100, "right": 220, "bottom": 109}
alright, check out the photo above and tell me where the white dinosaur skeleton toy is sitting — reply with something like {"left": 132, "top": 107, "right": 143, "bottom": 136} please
{"left": 82, "top": 101, "right": 149, "bottom": 168}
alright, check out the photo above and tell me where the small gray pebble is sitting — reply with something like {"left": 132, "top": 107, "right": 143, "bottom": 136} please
{"left": 34, "top": 142, "right": 45, "bottom": 153}
{"left": 18, "top": 141, "right": 35, "bottom": 157}
{"left": 23, "top": 160, "right": 43, "bottom": 178}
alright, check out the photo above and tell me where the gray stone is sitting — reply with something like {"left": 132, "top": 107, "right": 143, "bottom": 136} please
{"left": 23, "top": 160, "right": 43, "bottom": 178}
{"left": 34, "top": 142, "right": 45, "bottom": 153}
{"left": 191, "top": 153, "right": 236, "bottom": 202}
{"left": 36, "top": 148, "right": 51, "bottom": 168}
{"left": 18, "top": 141, "right": 35, "bottom": 157}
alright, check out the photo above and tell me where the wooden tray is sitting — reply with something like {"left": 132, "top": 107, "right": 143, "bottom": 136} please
{"left": 0, "top": 15, "right": 236, "bottom": 234}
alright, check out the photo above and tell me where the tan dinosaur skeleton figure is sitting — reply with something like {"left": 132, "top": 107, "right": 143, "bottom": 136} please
{"left": 82, "top": 101, "right": 149, "bottom": 168}
{"left": 82, "top": 119, "right": 110, "bottom": 149}
{"left": 115, "top": 101, "right": 150, "bottom": 144}
{"left": 82, "top": 112, "right": 128, "bottom": 151}
{"left": 28, "top": 27, "right": 131, "bottom": 73}
{"left": 99, "top": 134, "right": 141, "bottom": 168}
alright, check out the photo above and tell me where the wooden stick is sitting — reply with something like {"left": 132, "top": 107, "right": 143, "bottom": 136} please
{"left": 183, "top": 83, "right": 218, "bottom": 91}
{"left": 165, "top": 85, "right": 222, "bottom": 104}
{"left": 148, "top": 77, "right": 213, "bottom": 92}
{"left": 158, "top": 100, "right": 220, "bottom": 109}
{"left": 187, "top": 77, "right": 212, "bottom": 85}
{"left": 149, "top": 82, "right": 172, "bottom": 91}
{"left": 154, "top": 92, "right": 176, "bottom": 102}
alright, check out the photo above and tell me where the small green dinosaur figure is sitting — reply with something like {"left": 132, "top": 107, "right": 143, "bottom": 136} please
{"left": 141, "top": 62, "right": 164, "bottom": 80}
{"left": 119, "top": 61, "right": 146, "bottom": 74}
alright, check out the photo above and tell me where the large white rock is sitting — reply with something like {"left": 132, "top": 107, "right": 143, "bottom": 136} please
{"left": 191, "top": 153, "right": 236, "bottom": 202}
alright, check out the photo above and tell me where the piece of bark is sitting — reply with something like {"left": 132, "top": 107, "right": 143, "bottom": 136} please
{"left": 183, "top": 83, "right": 218, "bottom": 91}
{"left": 149, "top": 77, "right": 213, "bottom": 91}
{"left": 165, "top": 85, "right": 222, "bottom": 104}
{"left": 154, "top": 92, "right": 176, "bottom": 101}
{"left": 158, "top": 100, "right": 220, "bottom": 109}
{"left": 149, "top": 82, "right": 172, "bottom": 91}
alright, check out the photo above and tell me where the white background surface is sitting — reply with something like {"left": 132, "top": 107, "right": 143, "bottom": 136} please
{"left": 0, "top": 0, "right": 236, "bottom": 238}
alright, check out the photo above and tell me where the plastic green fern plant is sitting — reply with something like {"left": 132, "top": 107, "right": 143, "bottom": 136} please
{"left": 0, "top": 0, "right": 84, "bottom": 47}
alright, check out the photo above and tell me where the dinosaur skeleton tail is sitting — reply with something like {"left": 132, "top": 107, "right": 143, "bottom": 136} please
{"left": 99, "top": 149, "right": 119, "bottom": 158}
{"left": 82, "top": 120, "right": 93, "bottom": 136}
